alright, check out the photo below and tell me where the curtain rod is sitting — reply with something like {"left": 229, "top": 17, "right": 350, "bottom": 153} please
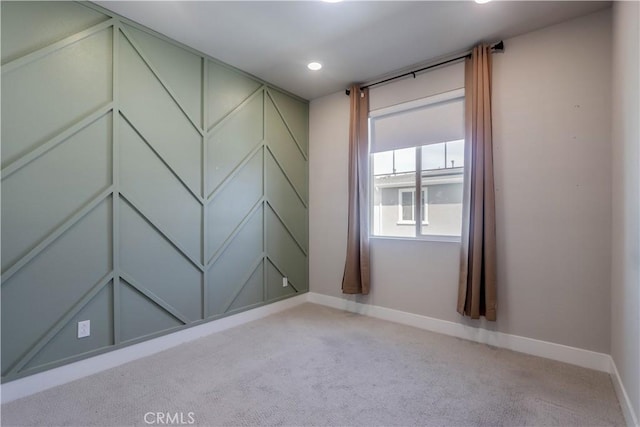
{"left": 345, "top": 40, "right": 504, "bottom": 96}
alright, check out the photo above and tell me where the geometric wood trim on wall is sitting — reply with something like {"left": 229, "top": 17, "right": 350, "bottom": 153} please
{"left": 1, "top": 1, "right": 308, "bottom": 382}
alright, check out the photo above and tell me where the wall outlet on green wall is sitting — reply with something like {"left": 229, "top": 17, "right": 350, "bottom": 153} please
{"left": 77, "top": 320, "right": 90, "bottom": 339}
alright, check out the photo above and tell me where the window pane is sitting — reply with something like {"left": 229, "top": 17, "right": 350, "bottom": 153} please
{"left": 422, "top": 143, "right": 445, "bottom": 170}
{"left": 372, "top": 148, "right": 416, "bottom": 237}
{"left": 420, "top": 140, "right": 464, "bottom": 236}
{"left": 372, "top": 148, "right": 416, "bottom": 176}
{"left": 446, "top": 139, "right": 465, "bottom": 168}
{"left": 393, "top": 147, "right": 415, "bottom": 174}
{"left": 373, "top": 151, "right": 393, "bottom": 175}
{"left": 401, "top": 191, "right": 413, "bottom": 221}
{"left": 421, "top": 180, "right": 463, "bottom": 236}
{"left": 372, "top": 175, "right": 416, "bottom": 238}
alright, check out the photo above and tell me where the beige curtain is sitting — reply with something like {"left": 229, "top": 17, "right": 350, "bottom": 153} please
{"left": 342, "top": 85, "right": 370, "bottom": 295}
{"left": 457, "top": 45, "right": 497, "bottom": 320}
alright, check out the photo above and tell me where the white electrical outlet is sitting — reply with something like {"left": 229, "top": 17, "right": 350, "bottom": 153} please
{"left": 77, "top": 320, "right": 90, "bottom": 339}
{"left": 282, "top": 277, "right": 288, "bottom": 288}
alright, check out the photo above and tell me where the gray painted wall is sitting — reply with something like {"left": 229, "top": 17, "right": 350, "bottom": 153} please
{"left": 1, "top": 1, "right": 308, "bottom": 382}
{"left": 611, "top": 1, "right": 640, "bottom": 420}
{"left": 309, "top": 9, "right": 612, "bottom": 353}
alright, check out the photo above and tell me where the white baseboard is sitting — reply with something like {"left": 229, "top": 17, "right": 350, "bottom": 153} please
{"left": 609, "top": 356, "right": 640, "bottom": 427}
{"left": 308, "top": 292, "right": 640, "bottom": 425}
{"left": 0, "top": 294, "right": 308, "bottom": 404}
{"left": 307, "top": 292, "right": 611, "bottom": 372}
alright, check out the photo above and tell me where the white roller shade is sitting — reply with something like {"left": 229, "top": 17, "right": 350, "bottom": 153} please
{"left": 370, "top": 97, "right": 464, "bottom": 153}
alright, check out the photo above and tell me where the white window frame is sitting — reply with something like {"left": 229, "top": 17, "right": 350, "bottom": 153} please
{"left": 369, "top": 88, "right": 464, "bottom": 243}
{"left": 397, "top": 188, "right": 428, "bottom": 225}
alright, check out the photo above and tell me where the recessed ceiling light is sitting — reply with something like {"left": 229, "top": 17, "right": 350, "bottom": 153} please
{"left": 475, "top": 0, "right": 491, "bottom": 3}
{"left": 307, "top": 62, "right": 322, "bottom": 71}
{"left": 322, "top": 0, "right": 343, "bottom": 3}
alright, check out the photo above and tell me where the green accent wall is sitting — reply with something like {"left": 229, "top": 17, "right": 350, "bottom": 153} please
{"left": 1, "top": 1, "right": 309, "bottom": 382}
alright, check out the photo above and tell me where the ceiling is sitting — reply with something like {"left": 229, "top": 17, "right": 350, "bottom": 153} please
{"left": 95, "top": 1, "right": 610, "bottom": 101}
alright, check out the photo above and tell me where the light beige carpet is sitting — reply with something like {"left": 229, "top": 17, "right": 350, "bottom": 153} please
{"left": 1, "top": 303, "right": 625, "bottom": 426}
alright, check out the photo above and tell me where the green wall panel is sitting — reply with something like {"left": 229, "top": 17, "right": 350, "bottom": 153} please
{"left": 228, "top": 262, "right": 264, "bottom": 312}
{"left": 1, "top": 1, "right": 308, "bottom": 382}
{"left": 119, "top": 202, "right": 202, "bottom": 323}
{"left": 266, "top": 261, "right": 297, "bottom": 301}
{"left": 207, "top": 148, "right": 263, "bottom": 259}
{"left": 268, "top": 89, "right": 309, "bottom": 155}
{"left": 208, "top": 61, "right": 262, "bottom": 129}
{"left": 1, "top": 1, "right": 109, "bottom": 64}
{"left": 1, "top": 199, "right": 112, "bottom": 376}
{"left": 266, "top": 207, "right": 308, "bottom": 292}
{"left": 266, "top": 151, "right": 308, "bottom": 249}
{"left": 1, "top": 114, "right": 112, "bottom": 272}
{"left": 119, "top": 32, "right": 201, "bottom": 195}
{"left": 207, "top": 92, "right": 264, "bottom": 195}
{"left": 265, "top": 96, "right": 308, "bottom": 201}
{"left": 1, "top": 28, "right": 113, "bottom": 168}
{"left": 120, "top": 282, "right": 183, "bottom": 343}
{"left": 122, "top": 24, "right": 202, "bottom": 127}
{"left": 23, "top": 283, "right": 114, "bottom": 372}
{"left": 207, "top": 207, "right": 264, "bottom": 316}
{"left": 120, "top": 119, "right": 201, "bottom": 262}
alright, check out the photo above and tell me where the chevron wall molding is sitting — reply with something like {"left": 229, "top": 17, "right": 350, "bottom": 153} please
{"left": 1, "top": 1, "right": 309, "bottom": 382}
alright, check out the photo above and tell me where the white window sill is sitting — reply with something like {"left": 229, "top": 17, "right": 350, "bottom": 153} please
{"left": 370, "top": 235, "right": 461, "bottom": 243}
{"left": 396, "top": 221, "right": 429, "bottom": 226}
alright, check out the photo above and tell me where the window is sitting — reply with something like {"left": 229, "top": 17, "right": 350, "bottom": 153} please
{"left": 370, "top": 89, "right": 465, "bottom": 240}
{"left": 397, "top": 189, "right": 428, "bottom": 225}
